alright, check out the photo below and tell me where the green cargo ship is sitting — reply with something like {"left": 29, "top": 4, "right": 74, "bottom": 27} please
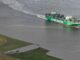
{"left": 44, "top": 12, "right": 80, "bottom": 28}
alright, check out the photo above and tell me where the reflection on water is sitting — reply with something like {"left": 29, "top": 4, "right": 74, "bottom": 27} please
{"left": 62, "top": 26, "right": 79, "bottom": 32}
{"left": 45, "top": 21, "right": 80, "bottom": 33}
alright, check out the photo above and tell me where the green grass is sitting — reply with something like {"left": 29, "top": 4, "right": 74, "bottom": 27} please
{"left": 9, "top": 48, "right": 62, "bottom": 60}
{"left": 0, "top": 34, "right": 31, "bottom": 52}
{"left": 0, "top": 54, "right": 17, "bottom": 60}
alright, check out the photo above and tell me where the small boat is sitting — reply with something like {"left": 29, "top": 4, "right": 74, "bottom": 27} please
{"left": 45, "top": 12, "right": 80, "bottom": 28}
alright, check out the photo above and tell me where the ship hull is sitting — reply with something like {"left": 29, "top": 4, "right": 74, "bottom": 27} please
{"left": 45, "top": 17, "right": 80, "bottom": 29}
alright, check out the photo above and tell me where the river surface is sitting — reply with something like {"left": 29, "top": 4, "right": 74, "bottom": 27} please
{"left": 1, "top": 0, "right": 80, "bottom": 60}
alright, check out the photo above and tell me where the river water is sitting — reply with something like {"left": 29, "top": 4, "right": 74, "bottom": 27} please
{"left": 1, "top": 0, "right": 80, "bottom": 60}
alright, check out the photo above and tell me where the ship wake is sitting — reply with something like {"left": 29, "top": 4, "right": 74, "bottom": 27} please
{"left": 1, "top": 0, "right": 45, "bottom": 19}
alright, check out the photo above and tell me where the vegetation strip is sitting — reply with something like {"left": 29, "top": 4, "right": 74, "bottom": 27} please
{"left": 0, "top": 34, "right": 31, "bottom": 52}
{"left": 0, "top": 54, "right": 17, "bottom": 60}
{"left": 8, "top": 48, "right": 62, "bottom": 60}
